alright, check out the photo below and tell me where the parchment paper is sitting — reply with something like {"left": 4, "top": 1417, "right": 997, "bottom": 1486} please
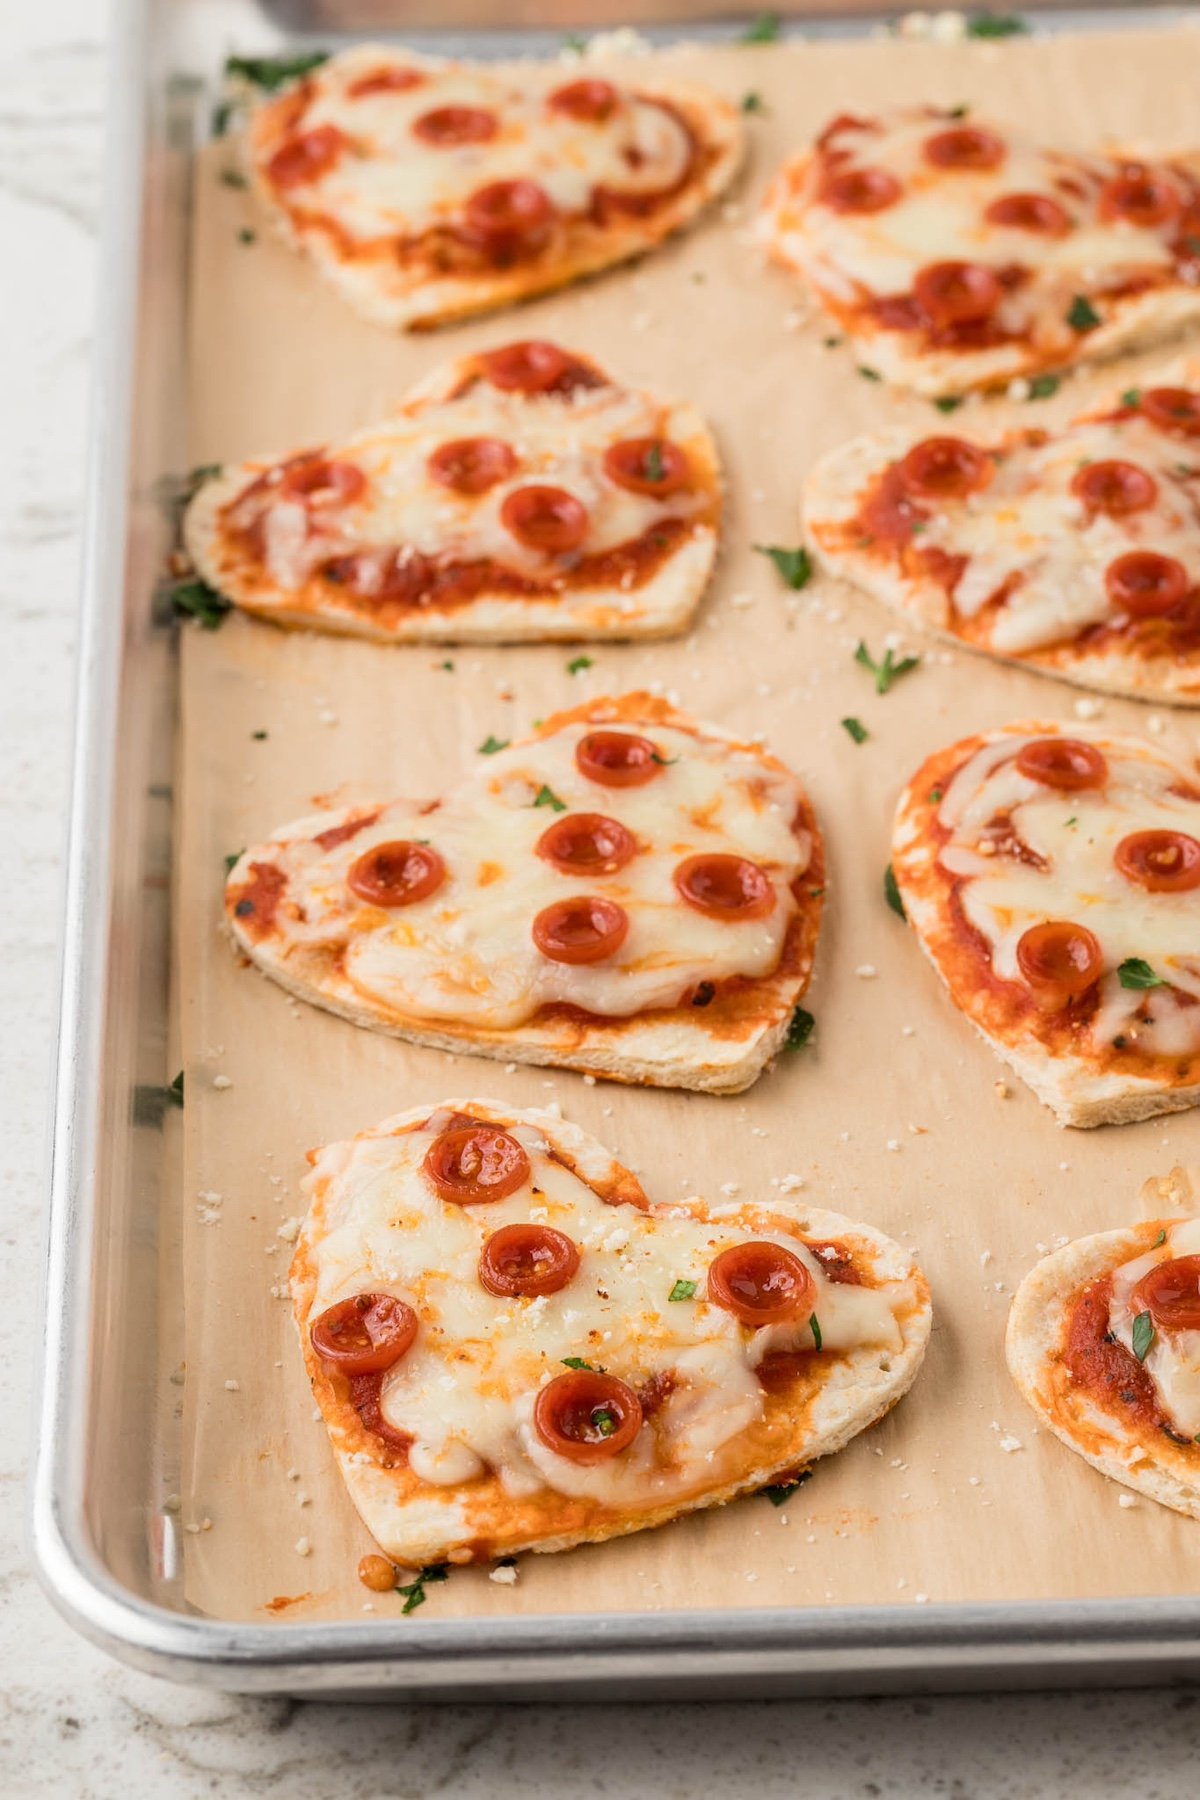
{"left": 179, "top": 28, "right": 1200, "bottom": 1623}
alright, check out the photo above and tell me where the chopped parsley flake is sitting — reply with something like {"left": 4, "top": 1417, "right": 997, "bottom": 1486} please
{"left": 965, "top": 12, "right": 1029, "bottom": 38}
{"left": 591, "top": 1408, "right": 617, "bottom": 1438}
{"left": 396, "top": 1563, "right": 449, "bottom": 1615}
{"left": 855, "top": 639, "right": 920, "bottom": 695}
{"left": 1028, "top": 373, "right": 1060, "bottom": 400}
{"left": 741, "top": 91, "right": 766, "bottom": 114}
{"left": 251, "top": 729, "right": 267, "bottom": 741}
{"left": 928, "top": 786, "right": 944, "bottom": 803}
{"left": 1153, "top": 1229, "right": 1167, "bottom": 1247}
{"left": 823, "top": 335, "right": 843, "bottom": 349}
{"left": 1121, "top": 388, "right": 1142, "bottom": 409}
{"left": 477, "top": 735, "right": 509, "bottom": 755}
{"left": 562, "top": 1356, "right": 603, "bottom": 1372}
{"left": 224, "top": 51, "right": 330, "bottom": 90}
{"left": 740, "top": 12, "right": 781, "bottom": 42}
{"left": 669, "top": 1279, "right": 698, "bottom": 1303}
{"left": 567, "top": 655, "right": 594, "bottom": 675}
{"left": 533, "top": 785, "right": 567, "bottom": 813}
{"left": 1066, "top": 294, "right": 1101, "bottom": 333}
{"left": 761, "top": 1471, "right": 813, "bottom": 1506}
{"left": 237, "top": 227, "right": 256, "bottom": 245}
{"left": 884, "top": 863, "right": 906, "bottom": 919}
{"left": 170, "top": 578, "right": 231, "bottom": 630}
{"left": 784, "top": 1007, "right": 815, "bottom": 1052}
{"left": 841, "top": 716, "right": 869, "bottom": 745}
{"left": 440, "top": 660, "right": 455, "bottom": 672}
{"left": 219, "top": 168, "right": 247, "bottom": 189}
{"left": 933, "top": 395, "right": 964, "bottom": 414}
{"left": 1131, "top": 1310, "right": 1155, "bottom": 1362}
{"left": 167, "top": 1071, "right": 184, "bottom": 1107}
{"left": 809, "top": 1313, "right": 823, "bottom": 1351}
{"left": 754, "top": 543, "right": 812, "bottom": 590}
{"left": 643, "top": 441, "right": 666, "bottom": 483}
{"left": 857, "top": 365, "right": 883, "bottom": 382}
{"left": 223, "top": 850, "right": 244, "bottom": 875}
{"left": 1118, "top": 957, "right": 1167, "bottom": 990}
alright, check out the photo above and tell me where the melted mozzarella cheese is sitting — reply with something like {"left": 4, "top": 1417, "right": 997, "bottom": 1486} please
{"left": 767, "top": 109, "right": 1190, "bottom": 346}
{"left": 1110, "top": 1218, "right": 1200, "bottom": 1439}
{"left": 260, "top": 719, "right": 810, "bottom": 1029}
{"left": 896, "top": 416, "right": 1200, "bottom": 655}
{"left": 265, "top": 48, "right": 693, "bottom": 242}
{"left": 938, "top": 731, "right": 1200, "bottom": 1058}
{"left": 304, "top": 1117, "right": 909, "bottom": 1507}
{"left": 230, "top": 381, "right": 711, "bottom": 593}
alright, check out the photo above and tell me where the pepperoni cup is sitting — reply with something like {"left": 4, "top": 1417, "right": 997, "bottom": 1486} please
{"left": 423, "top": 1125, "right": 532, "bottom": 1204}
{"left": 898, "top": 436, "right": 992, "bottom": 500}
{"left": 267, "top": 124, "right": 348, "bottom": 188}
{"left": 479, "top": 1224, "right": 580, "bottom": 1298}
{"left": 347, "top": 841, "right": 446, "bottom": 907}
{"left": 1098, "top": 169, "right": 1180, "bottom": 229}
{"left": 1140, "top": 387, "right": 1200, "bottom": 437}
{"left": 707, "top": 1241, "right": 815, "bottom": 1328}
{"left": 603, "top": 437, "right": 690, "bottom": 496}
{"left": 923, "top": 126, "right": 1005, "bottom": 170}
{"left": 1105, "top": 551, "right": 1190, "bottom": 618}
{"left": 532, "top": 896, "right": 630, "bottom": 964}
{"left": 575, "top": 730, "right": 663, "bottom": 788}
{"left": 547, "top": 78, "right": 619, "bottom": 122}
{"left": 1114, "top": 829, "right": 1200, "bottom": 893}
{"left": 984, "top": 192, "right": 1071, "bottom": 235}
{"left": 428, "top": 436, "right": 517, "bottom": 496}
{"left": 533, "top": 1371, "right": 643, "bottom": 1463}
{"left": 674, "top": 854, "right": 774, "bottom": 921}
{"left": 1130, "top": 1254, "right": 1200, "bottom": 1331}
{"left": 1015, "top": 921, "right": 1104, "bottom": 1007}
{"left": 461, "top": 179, "right": 557, "bottom": 257}
{"left": 482, "top": 340, "right": 591, "bottom": 394}
{"left": 536, "top": 813, "right": 637, "bottom": 876}
{"left": 1015, "top": 738, "right": 1108, "bottom": 791}
{"left": 819, "top": 167, "right": 901, "bottom": 214}
{"left": 412, "top": 105, "right": 497, "bottom": 146}
{"left": 281, "top": 457, "right": 367, "bottom": 507}
{"left": 1070, "top": 460, "right": 1157, "bottom": 516}
{"left": 310, "top": 1293, "right": 418, "bottom": 1375}
{"left": 913, "top": 261, "right": 1002, "bottom": 329}
{"left": 500, "top": 485, "right": 589, "bottom": 553}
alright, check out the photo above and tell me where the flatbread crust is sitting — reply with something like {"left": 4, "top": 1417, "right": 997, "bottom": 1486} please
{"left": 1007, "top": 1173, "right": 1200, "bottom": 1519}
{"left": 244, "top": 45, "right": 743, "bottom": 332}
{"left": 291, "top": 1100, "right": 933, "bottom": 1565}
{"left": 182, "top": 344, "right": 722, "bottom": 645}
{"left": 803, "top": 373, "right": 1200, "bottom": 707}
{"left": 226, "top": 693, "right": 824, "bottom": 1095}
{"left": 759, "top": 112, "right": 1200, "bottom": 397}
{"left": 891, "top": 722, "right": 1200, "bottom": 1129}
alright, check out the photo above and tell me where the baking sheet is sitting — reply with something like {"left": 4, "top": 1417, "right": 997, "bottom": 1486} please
{"left": 179, "top": 27, "right": 1200, "bottom": 1625}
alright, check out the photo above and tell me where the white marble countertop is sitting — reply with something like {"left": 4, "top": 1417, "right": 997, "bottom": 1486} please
{"left": 3, "top": 2, "right": 1198, "bottom": 1793}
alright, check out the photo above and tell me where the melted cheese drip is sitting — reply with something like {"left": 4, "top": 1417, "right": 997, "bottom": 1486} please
{"left": 305, "top": 1118, "right": 909, "bottom": 1508}
{"left": 226, "top": 381, "right": 709, "bottom": 594}
{"left": 266, "top": 48, "right": 693, "bottom": 242}
{"left": 899, "top": 416, "right": 1200, "bottom": 655}
{"left": 938, "top": 731, "right": 1200, "bottom": 1058}
{"left": 257, "top": 720, "right": 809, "bottom": 1029}
{"left": 1110, "top": 1218, "right": 1200, "bottom": 1439}
{"left": 770, "top": 109, "right": 1193, "bottom": 343}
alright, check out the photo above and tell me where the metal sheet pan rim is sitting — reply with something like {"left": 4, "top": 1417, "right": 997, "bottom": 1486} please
{"left": 31, "top": 0, "right": 1200, "bottom": 1694}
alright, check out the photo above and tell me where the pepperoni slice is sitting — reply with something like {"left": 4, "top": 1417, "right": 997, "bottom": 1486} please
{"left": 984, "top": 192, "right": 1071, "bottom": 235}
{"left": 923, "top": 126, "right": 1005, "bottom": 171}
{"left": 820, "top": 167, "right": 902, "bottom": 214}
{"left": 1071, "top": 460, "right": 1158, "bottom": 516}
{"left": 674, "top": 854, "right": 774, "bottom": 921}
{"left": 412, "top": 105, "right": 497, "bottom": 146}
{"left": 575, "top": 731, "right": 662, "bottom": 788}
{"left": 707, "top": 1241, "right": 815, "bottom": 1328}
{"left": 499, "top": 485, "right": 589, "bottom": 553}
{"left": 1140, "top": 387, "right": 1200, "bottom": 437}
{"left": 1015, "top": 738, "right": 1108, "bottom": 791}
{"left": 347, "top": 67, "right": 425, "bottom": 98}
{"left": 1105, "top": 551, "right": 1190, "bottom": 618}
{"left": 1015, "top": 921, "right": 1104, "bottom": 1006}
{"left": 536, "top": 813, "right": 637, "bottom": 876}
{"left": 1098, "top": 169, "right": 1180, "bottom": 229}
{"left": 310, "top": 1293, "right": 417, "bottom": 1375}
{"left": 1130, "top": 1254, "right": 1200, "bottom": 1331}
{"left": 533, "top": 1371, "right": 643, "bottom": 1464}
{"left": 913, "top": 261, "right": 1002, "bottom": 329}
{"left": 428, "top": 436, "right": 517, "bottom": 496}
{"left": 461, "top": 179, "right": 557, "bottom": 256}
{"left": 423, "top": 1124, "right": 531, "bottom": 1205}
{"left": 478, "top": 1224, "right": 580, "bottom": 1298}
{"left": 347, "top": 842, "right": 445, "bottom": 908}
{"left": 547, "top": 78, "right": 619, "bottom": 122}
{"left": 267, "top": 124, "right": 348, "bottom": 188}
{"left": 532, "top": 896, "right": 629, "bottom": 964}
{"left": 280, "top": 457, "right": 366, "bottom": 507}
{"left": 482, "top": 341, "right": 591, "bottom": 394}
{"left": 1114, "top": 829, "right": 1200, "bottom": 893}
{"left": 898, "top": 436, "right": 992, "bottom": 500}
{"left": 603, "top": 437, "right": 690, "bottom": 497}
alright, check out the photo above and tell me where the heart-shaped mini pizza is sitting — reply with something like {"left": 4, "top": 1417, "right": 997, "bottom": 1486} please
{"left": 242, "top": 45, "right": 742, "bottom": 330}
{"left": 183, "top": 341, "right": 722, "bottom": 645}
{"left": 1008, "top": 1167, "right": 1200, "bottom": 1518}
{"left": 760, "top": 106, "right": 1200, "bottom": 395}
{"left": 804, "top": 370, "right": 1200, "bottom": 705}
{"left": 892, "top": 723, "right": 1200, "bottom": 1127}
{"left": 226, "top": 694, "right": 823, "bottom": 1094}
{"left": 292, "top": 1101, "right": 932, "bottom": 1566}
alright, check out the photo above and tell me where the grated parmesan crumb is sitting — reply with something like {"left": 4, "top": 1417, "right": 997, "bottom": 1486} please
{"left": 489, "top": 1564, "right": 519, "bottom": 1585}
{"left": 295, "top": 1536, "right": 312, "bottom": 1557}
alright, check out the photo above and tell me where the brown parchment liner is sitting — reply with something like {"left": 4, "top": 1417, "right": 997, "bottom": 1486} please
{"left": 179, "top": 29, "right": 1200, "bottom": 1625}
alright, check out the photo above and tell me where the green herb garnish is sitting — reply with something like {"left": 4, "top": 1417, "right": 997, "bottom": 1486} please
{"left": 809, "top": 1313, "right": 823, "bottom": 1351}
{"left": 1066, "top": 294, "right": 1101, "bottom": 334}
{"left": 841, "top": 716, "right": 869, "bottom": 745}
{"left": 440, "top": 660, "right": 455, "bottom": 672}
{"left": 566, "top": 655, "right": 593, "bottom": 676}
{"left": 741, "top": 91, "right": 766, "bottom": 114}
{"left": 928, "top": 786, "right": 944, "bottom": 803}
{"left": 223, "top": 850, "right": 243, "bottom": 875}
{"left": 740, "top": 12, "right": 781, "bottom": 43}
{"left": 170, "top": 578, "right": 231, "bottom": 630}
{"left": 167, "top": 1071, "right": 184, "bottom": 1107}
{"left": 562, "top": 1356, "right": 603, "bottom": 1372}
{"left": 965, "top": 12, "right": 1029, "bottom": 38}
{"left": 855, "top": 639, "right": 920, "bottom": 695}
{"left": 754, "top": 543, "right": 812, "bottom": 590}
{"left": 478, "top": 735, "right": 509, "bottom": 755}
{"left": 761, "top": 1471, "right": 812, "bottom": 1507}
{"left": 669, "top": 1279, "right": 698, "bottom": 1303}
{"left": 933, "top": 395, "right": 964, "bottom": 414}
{"left": 1131, "top": 1311, "right": 1155, "bottom": 1362}
{"left": 643, "top": 441, "right": 666, "bottom": 483}
{"left": 1119, "top": 958, "right": 1167, "bottom": 990}
{"left": 785, "top": 1007, "right": 815, "bottom": 1051}
{"left": 591, "top": 1408, "right": 617, "bottom": 1438}
{"left": 1153, "top": 1229, "right": 1167, "bottom": 1247}
{"left": 858, "top": 365, "right": 883, "bottom": 383}
{"left": 533, "top": 785, "right": 567, "bottom": 813}
{"left": 1028, "top": 373, "right": 1060, "bottom": 401}
{"left": 224, "top": 51, "right": 330, "bottom": 91}
{"left": 396, "top": 1563, "right": 449, "bottom": 1616}
{"left": 251, "top": 730, "right": 267, "bottom": 741}
{"left": 884, "top": 863, "right": 906, "bottom": 920}
{"left": 1120, "top": 388, "right": 1142, "bottom": 409}
{"left": 237, "top": 228, "right": 256, "bottom": 246}
{"left": 219, "top": 168, "right": 247, "bottom": 190}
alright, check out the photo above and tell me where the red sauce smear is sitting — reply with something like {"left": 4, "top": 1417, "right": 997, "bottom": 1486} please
{"left": 313, "top": 811, "right": 381, "bottom": 853}
{"left": 347, "top": 1371, "right": 413, "bottom": 1463}
{"left": 228, "top": 861, "right": 287, "bottom": 940}
{"left": 1062, "top": 1275, "right": 1176, "bottom": 1438}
